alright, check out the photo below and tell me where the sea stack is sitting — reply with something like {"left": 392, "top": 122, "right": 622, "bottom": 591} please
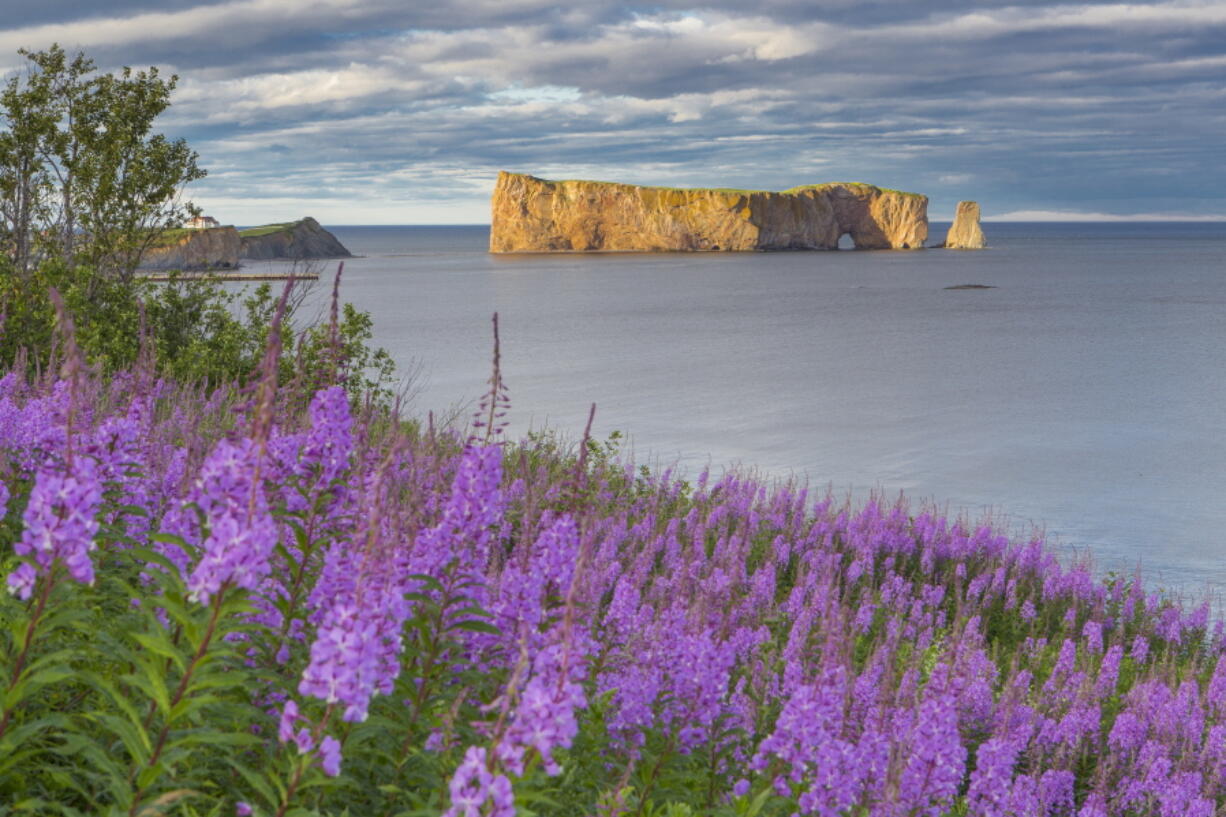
{"left": 943, "top": 201, "right": 987, "bottom": 249}
{"left": 489, "top": 172, "right": 929, "bottom": 253}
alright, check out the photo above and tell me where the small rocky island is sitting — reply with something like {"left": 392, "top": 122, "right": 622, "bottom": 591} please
{"left": 490, "top": 171, "right": 933, "bottom": 253}
{"left": 139, "top": 217, "right": 351, "bottom": 271}
{"left": 239, "top": 217, "right": 352, "bottom": 261}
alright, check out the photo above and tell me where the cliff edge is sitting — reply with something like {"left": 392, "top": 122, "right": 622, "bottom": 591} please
{"left": 239, "top": 217, "right": 352, "bottom": 260}
{"left": 140, "top": 226, "right": 240, "bottom": 270}
{"left": 489, "top": 172, "right": 928, "bottom": 253}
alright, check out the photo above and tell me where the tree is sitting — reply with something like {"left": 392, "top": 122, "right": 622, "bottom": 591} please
{"left": 0, "top": 44, "right": 205, "bottom": 282}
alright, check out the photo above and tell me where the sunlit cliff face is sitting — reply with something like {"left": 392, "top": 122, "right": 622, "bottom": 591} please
{"left": 489, "top": 172, "right": 928, "bottom": 252}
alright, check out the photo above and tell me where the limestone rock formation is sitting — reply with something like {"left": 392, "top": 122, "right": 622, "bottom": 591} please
{"left": 239, "top": 217, "right": 352, "bottom": 260}
{"left": 489, "top": 172, "right": 928, "bottom": 253}
{"left": 943, "top": 201, "right": 986, "bottom": 249}
{"left": 140, "top": 226, "right": 240, "bottom": 270}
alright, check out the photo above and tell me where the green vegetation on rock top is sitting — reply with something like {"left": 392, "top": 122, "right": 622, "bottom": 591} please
{"left": 525, "top": 174, "right": 923, "bottom": 198}
{"left": 238, "top": 220, "right": 300, "bottom": 238}
{"left": 146, "top": 225, "right": 231, "bottom": 248}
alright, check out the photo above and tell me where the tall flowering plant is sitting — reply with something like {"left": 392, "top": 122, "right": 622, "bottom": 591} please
{"left": 3, "top": 304, "right": 1226, "bottom": 816}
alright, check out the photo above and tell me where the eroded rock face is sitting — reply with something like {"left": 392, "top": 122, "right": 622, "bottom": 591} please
{"left": 140, "top": 226, "right": 240, "bottom": 270}
{"left": 943, "top": 201, "right": 986, "bottom": 249}
{"left": 489, "top": 172, "right": 928, "bottom": 253}
{"left": 240, "top": 217, "right": 352, "bottom": 260}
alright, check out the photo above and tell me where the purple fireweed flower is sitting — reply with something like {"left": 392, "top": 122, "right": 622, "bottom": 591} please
{"left": 1082, "top": 619, "right": 1104, "bottom": 653}
{"left": 236, "top": 803, "right": 252, "bottom": 817}
{"left": 1038, "top": 769, "right": 1075, "bottom": 814}
{"left": 299, "top": 385, "right": 353, "bottom": 485}
{"left": 167, "top": 438, "right": 279, "bottom": 605}
{"left": 750, "top": 665, "right": 874, "bottom": 812}
{"left": 5, "top": 563, "right": 36, "bottom": 600}
{"left": 319, "top": 735, "right": 342, "bottom": 777}
{"left": 492, "top": 513, "right": 579, "bottom": 644}
{"left": 1157, "top": 606, "right": 1183, "bottom": 644}
{"left": 966, "top": 738, "right": 1019, "bottom": 817}
{"left": 7, "top": 455, "right": 103, "bottom": 599}
{"left": 445, "top": 746, "right": 514, "bottom": 817}
{"left": 0, "top": 478, "right": 9, "bottom": 520}
{"left": 278, "top": 700, "right": 300, "bottom": 743}
{"left": 299, "top": 584, "right": 405, "bottom": 722}
{"left": 1055, "top": 704, "right": 1100, "bottom": 749}
{"left": 732, "top": 779, "right": 750, "bottom": 797}
{"left": 293, "top": 727, "right": 313, "bottom": 754}
{"left": 1108, "top": 710, "right": 1148, "bottom": 755}
{"left": 1096, "top": 645, "right": 1123, "bottom": 699}
{"left": 896, "top": 691, "right": 966, "bottom": 817}
{"left": 1078, "top": 791, "right": 1108, "bottom": 817}
{"left": 188, "top": 511, "right": 278, "bottom": 605}
{"left": 1131, "top": 635, "right": 1150, "bottom": 664}
{"left": 410, "top": 444, "right": 503, "bottom": 582}
{"left": 1208, "top": 656, "right": 1226, "bottom": 716}
{"left": 496, "top": 637, "right": 588, "bottom": 776}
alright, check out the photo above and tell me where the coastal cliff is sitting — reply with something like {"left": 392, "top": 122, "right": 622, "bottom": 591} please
{"left": 239, "top": 217, "right": 351, "bottom": 260}
{"left": 943, "top": 201, "right": 987, "bottom": 249}
{"left": 489, "top": 172, "right": 928, "bottom": 252}
{"left": 140, "top": 226, "right": 240, "bottom": 270}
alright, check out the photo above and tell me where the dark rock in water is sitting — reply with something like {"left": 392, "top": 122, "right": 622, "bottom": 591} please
{"left": 944, "top": 284, "right": 996, "bottom": 290}
{"left": 239, "top": 217, "right": 352, "bottom": 260}
{"left": 140, "top": 226, "right": 241, "bottom": 270}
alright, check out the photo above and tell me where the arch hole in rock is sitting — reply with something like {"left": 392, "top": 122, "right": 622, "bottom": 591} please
{"left": 837, "top": 232, "right": 856, "bottom": 250}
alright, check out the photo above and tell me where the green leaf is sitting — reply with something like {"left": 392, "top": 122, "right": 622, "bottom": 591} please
{"left": 92, "top": 711, "right": 152, "bottom": 766}
{"left": 148, "top": 533, "right": 189, "bottom": 548}
{"left": 131, "top": 630, "right": 187, "bottom": 673}
{"left": 124, "top": 662, "right": 172, "bottom": 718}
{"left": 227, "top": 759, "right": 278, "bottom": 808}
{"left": 135, "top": 759, "right": 166, "bottom": 791}
{"left": 450, "top": 619, "right": 501, "bottom": 635}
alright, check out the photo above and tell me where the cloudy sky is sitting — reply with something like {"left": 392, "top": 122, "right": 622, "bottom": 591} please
{"left": 2, "top": 1, "right": 1224, "bottom": 224}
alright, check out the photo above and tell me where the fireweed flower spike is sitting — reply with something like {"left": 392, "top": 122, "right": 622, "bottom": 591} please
{"left": 444, "top": 746, "right": 514, "bottom": 817}
{"left": 6, "top": 454, "right": 102, "bottom": 599}
{"left": 182, "top": 438, "right": 278, "bottom": 605}
{"left": 319, "top": 735, "right": 342, "bottom": 777}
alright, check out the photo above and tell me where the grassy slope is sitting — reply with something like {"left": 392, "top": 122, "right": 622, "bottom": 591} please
{"left": 238, "top": 220, "right": 299, "bottom": 238}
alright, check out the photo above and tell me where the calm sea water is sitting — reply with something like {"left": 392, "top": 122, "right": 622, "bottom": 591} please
{"left": 247, "top": 222, "right": 1226, "bottom": 594}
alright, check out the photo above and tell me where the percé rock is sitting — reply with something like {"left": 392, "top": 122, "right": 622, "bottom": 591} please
{"left": 943, "top": 201, "right": 986, "bottom": 249}
{"left": 489, "top": 172, "right": 928, "bottom": 253}
{"left": 139, "top": 226, "right": 240, "bottom": 271}
{"left": 239, "top": 217, "right": 352, "bottom": 260}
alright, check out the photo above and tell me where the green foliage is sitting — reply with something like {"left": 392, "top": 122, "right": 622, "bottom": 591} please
{"left": 0, "top": 45, "right": 396, "bottom": 398}
{"left": 535, "top": 175, "right": 924, "bottom": 198}
{"left": 0, "top": 44, "right": 205, "bottom": 282}
{"left": 238, "top": 222, "right": 298, "bottom": 238}
{"left": 0, "top": 260, "right": 394, "bottom": 401}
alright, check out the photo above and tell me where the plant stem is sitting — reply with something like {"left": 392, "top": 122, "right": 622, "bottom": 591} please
{"left": 634, "top": 735, "right": 674, "bottom": 817}
{"left": 275, "top": 761, "right": 307, "bottom": 817}
{"left": 0, "top": 570, "right": 58, "bottom": 743}
{"left": 128, "top": 584, "right": 228, "bottom": 815}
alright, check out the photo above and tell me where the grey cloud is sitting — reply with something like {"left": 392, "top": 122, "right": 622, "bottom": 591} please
{"left": 2, "top": 1, "right": 1224, "bottom": 220}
